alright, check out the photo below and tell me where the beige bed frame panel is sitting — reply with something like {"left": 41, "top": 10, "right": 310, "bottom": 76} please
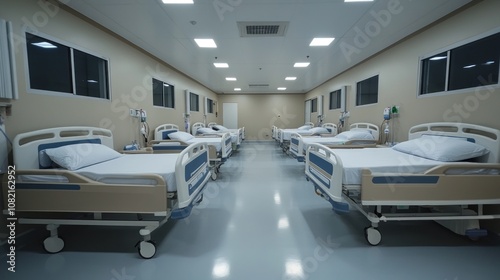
{"left": 8, "top": 170, "right": 168, "bottom": 214}
{"left": 361, "top": 166, "right": 500, "bottom": 205}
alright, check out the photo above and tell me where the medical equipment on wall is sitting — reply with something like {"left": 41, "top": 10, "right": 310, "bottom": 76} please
{"left": 184, "top": 113, "right": 190, "bottom": 133}
{"left": 316, "top": 115, "right": 324, "bottom": 127}
{"left": 380, "top": 106, "right": 400, "bottom": 146}
{"left": 338, "top": 111, "right": 349, "bottom": 133}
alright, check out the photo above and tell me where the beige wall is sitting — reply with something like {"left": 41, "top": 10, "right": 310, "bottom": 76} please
{"left": 218, "top": 94, "right": 305, "bottom": 140}
{"left": 306, "top": 0, "right": 500, "bottom": 143}
{"left": 0, "top": 0, "right": 219, "bottom": 150}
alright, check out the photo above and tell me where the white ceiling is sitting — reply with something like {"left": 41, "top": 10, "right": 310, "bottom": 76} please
{"left": 62, "top": 0, "right": 472, "bottom": 94}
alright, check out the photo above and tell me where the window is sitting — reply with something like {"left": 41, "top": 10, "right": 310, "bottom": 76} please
{"left": 420, "top": 31, "right": 500, "bottom": 95}
{"left": 420, "top": 52, "right": 447, "bottom": 94}
{"left": 26, "top": 32, "right": 109, "bottom": 99}
{"left": 329, "top": 89, "right": 341, "bottom": 110}
{"left": 152, "top": 78, "right": 175, "bottom": 108}
{"left": 356, "top": 75, "right": 378, "bottom": 106}
{"left": 207, "top": 98, "right": 214, "bottom": 114}
{"left": 311, "top": 98, "right": 317, "bottom": 113}
{"left": 190, "top": 92, "right": 199, "bottom": 111}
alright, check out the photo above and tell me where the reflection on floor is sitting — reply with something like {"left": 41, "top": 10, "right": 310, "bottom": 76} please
{"left": 1, "top": 141, "right": 499, "bottom": 280}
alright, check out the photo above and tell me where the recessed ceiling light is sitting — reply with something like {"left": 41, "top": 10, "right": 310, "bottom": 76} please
{"left": 31, "top": 42, "right": 57, "bottom": 48}
{"left": 277, "top": 87, "right": 286, "bottom": 90}
{"left": 285, "top": 77, "right": 297, "bottom": 81}
{"left": 483, "top": 61, "right": 495, "bottom": 65}
{"left": 226, "top": 77, "right": 237, "bottom": 81}
{"left": 463, "top": 64, "right": 476, "bottom": 69}
{"left": 234, "top": 88, "right": 241, "bottom": 91}
{"left": 344, "top": 0, "right": 374, "bottom": 2}
{"left": 294, "top": 62, "right": 310, "bottom": 68}
{"left": 213, "top": 63, "right": 229, "bottom": 68}
{"left": 310, "top": 38, "right": 335, "bottom": 46}
{"left": 194, "top": 39, "right": 217, "bottom": 48}
{"left": 162, "top": 0, "right": 194, "bottom": 4}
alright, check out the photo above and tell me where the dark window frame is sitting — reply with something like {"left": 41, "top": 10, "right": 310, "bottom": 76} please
{"left": 152, "top": 78, "right": 175, "bottom": 108}
{"left": 190, "top": 92, "right": 199, "bottom": 112}
{"left": 329, "top": 89, "right": 342, "bottom": 110}
{"left": 419, "top": 29, "right": 500, "bottom": 96}
{"left": 356, "top": 75, "right": 379, "bottom": 106}
{"left": 25, "top": 32, "right": 110, "bottom": 100}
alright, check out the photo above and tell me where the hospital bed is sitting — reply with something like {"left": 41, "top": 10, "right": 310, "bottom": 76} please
{"left": 272, "top": 122, "right": 314, "bottom": 142}
{"left": 193, "top": 122, "right": 243, "bottom": 150}
{"left": 4, "top": 126, "right": 211, "bottom": 258}
{"left": 278, "top": 123, "right": 337, "bottom": 153}
{"left": 305, "top": 122, "right": 500, "bottom": 245}
{"left": 152, "top": 123, "right": 232, "bottom": 180}
{"left": 208, "top": 122, "right": 245, "bottom": 141}
{"left": 290, "top": 123, "right": 379, "bottom": 162}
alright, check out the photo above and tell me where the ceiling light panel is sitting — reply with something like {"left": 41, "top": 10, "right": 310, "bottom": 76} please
{"left": 285, "top": 77, "right": 297, "bottom": 81}
{"left": 277, "top": 87, "right": 287, "bottom": 90}
{"left": 294, "top": 62, "right": 310, "bottom": 68}
{"left": 194, "top": 39, "right": 217, "bottom": 48}
{"left": 162, "top": 0, "right": 194, "bottom": 4}
{"left": 310, "top": 38, "right": 335, "bottom": 46}
{"left": 214, "top": 63, "right": 229, "bottom": 68}
{"left": 226, "top": 77, "right": 237, "bottom": 81}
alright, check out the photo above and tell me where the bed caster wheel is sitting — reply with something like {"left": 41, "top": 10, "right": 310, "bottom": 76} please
{"left": 137, "top": 240, "right": 156, "bottom": 259}
{"left": 43, "top": 236, "right": 65, "bottom": 254}
{"left": 211, "top": 172, "right": 218, "bottom": 181}
{"left": 364, "top": 227, "right": 381, "bottom": 246}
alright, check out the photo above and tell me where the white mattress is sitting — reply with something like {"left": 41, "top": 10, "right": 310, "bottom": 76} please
{"left": 330, "top": 148, "right": 472, "bottom": 185}
{"left": 76, "top": 154, "right": 179, "bottom": 192}
{"left": 188, "top": 137, "right": 223, "bottom": 151}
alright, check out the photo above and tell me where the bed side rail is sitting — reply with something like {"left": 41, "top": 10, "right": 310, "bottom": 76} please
{"left": 305, "top": 144, "right": 344, "bottom": 203}
{"left": 174, "top": 142, "right": 210, "bottom": 213}
{"left": 290, "top": 133, "right": 304, "bottom": 160}
{"left": 221, "top": 132, "right": 233, "bottom": 159}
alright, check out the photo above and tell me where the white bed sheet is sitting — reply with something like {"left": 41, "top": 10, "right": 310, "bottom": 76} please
{"left": 329, "top": 148, "right": 473, "bottom": 185}
{"left": 76, "top": 154, "right": 179, "bottom": 192}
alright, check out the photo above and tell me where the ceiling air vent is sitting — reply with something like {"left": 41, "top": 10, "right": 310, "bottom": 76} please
{"left": 238, "top": 21, "right": 288, "bottom": 37}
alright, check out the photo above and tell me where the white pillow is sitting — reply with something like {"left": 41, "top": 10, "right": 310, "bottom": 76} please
{"left": 336, "top": 130, "right": 374, "bottom": 140}
{"left": 298, "top": 125, "right": 312, "bottom": 130}
{"left": 213, "top": 125, "right": 228, "bottom": 132}
{"left": 168, "top": 131, "right": 195, "bottom": 142}
{"left": 44, "top": 143, "right": 122, "bottom": 171}
{"left": 392, "top": 136, "right": 488, "bottom": 162}
{"left": 198, "top": 127, "right": 216, "bottom": 134}
{"left": 309, "top": 127, "right": 329, "bottom": 134}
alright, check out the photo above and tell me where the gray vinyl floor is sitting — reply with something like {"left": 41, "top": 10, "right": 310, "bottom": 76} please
{"left": 2, "top": 141, "right": 500, "bottom": 280}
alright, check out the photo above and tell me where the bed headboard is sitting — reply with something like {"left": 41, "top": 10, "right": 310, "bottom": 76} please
{"left": 13, "top": 127, "right": 114, "bottom": 170}
{"left": 350, "top": 122, "right": 380, "bottom": 140}
{"left": 192, "top": 122, "right": 205, "bottom": 135}
{"left": 408, "top": 122, "right": 500, "bottom": 163}
{"left": 321, "top": 123, "right": 338, "bottom": 135}
{"left": 305, "top": 122, "right": 314, "bottom": 128}
{"left": 154, "top": 124, "right": 179, "bottom": 140}
{"left": 207, "top": 122, "right": 217, "bottom": 128}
